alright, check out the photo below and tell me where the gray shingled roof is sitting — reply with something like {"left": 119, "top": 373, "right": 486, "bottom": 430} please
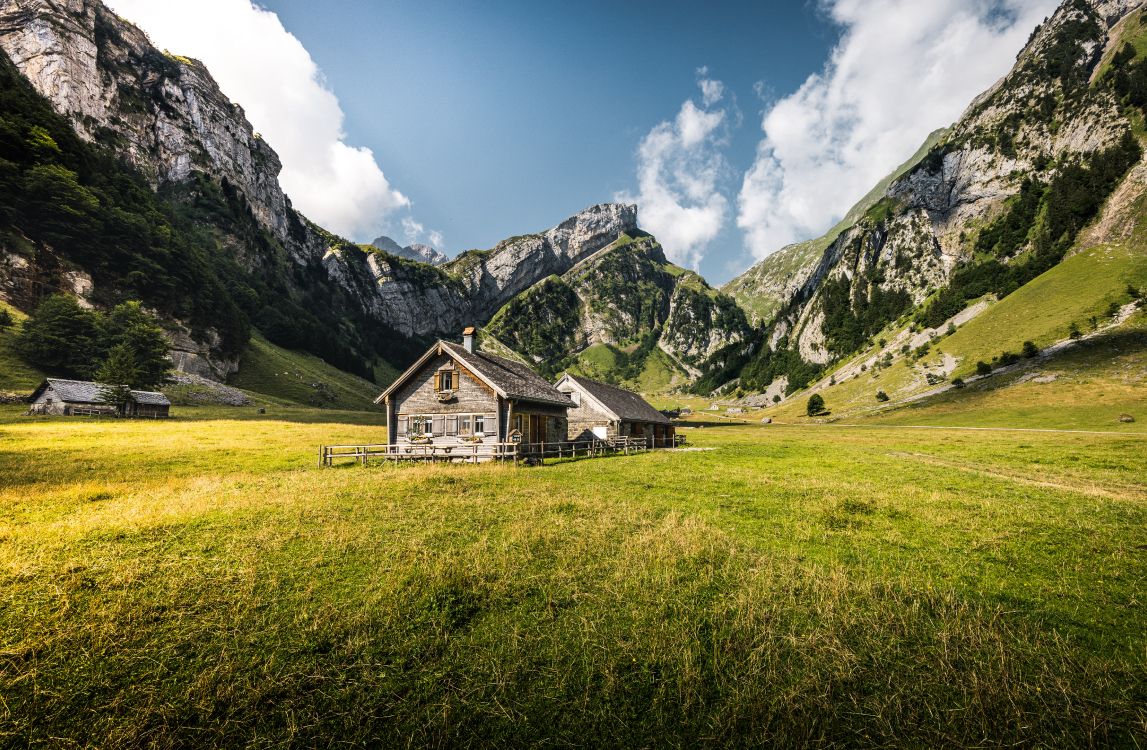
{"left": 129, "top": 390, "right": 170, "bottom": 406}
{"left": 35, "top": 379, "right": 170, "bottom": 406}
{"left": 39, "top": 378, "right": 110, "bottom": 404}
{"left": 562, "top": 375, "right": 670, "bottom": 424}
{"left": 442, "top": 342, "right": 574, "bottom": 408}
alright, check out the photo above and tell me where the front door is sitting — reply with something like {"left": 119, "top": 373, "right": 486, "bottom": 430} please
{"left": 530, "top": 414, "right": 544, "bottom": 443}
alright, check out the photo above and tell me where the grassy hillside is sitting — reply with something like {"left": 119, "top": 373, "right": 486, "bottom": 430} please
{"left": 0, "top": 301, "right": 44, "bottom": 394}
{"left": 1, "top": 407, "right": 1143, "bottom": 746}
{"left": 228, "top": 333, "right": 384, "bottom": 411}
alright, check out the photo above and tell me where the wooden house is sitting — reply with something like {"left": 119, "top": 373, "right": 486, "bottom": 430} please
{"left": 376, "top": 328, "right": 574, "bottom": 450}
{"left": 554, "top": 374, "right": 674, "bottom": 447}
{"left": 28, "top": 378, "right": 170, "bottom": 417}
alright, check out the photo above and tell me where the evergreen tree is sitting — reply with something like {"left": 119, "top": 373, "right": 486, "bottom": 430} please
{"left": 101, "top": 301, "right": 171, "bottom": 389}
{"left": 96, "top": 343, "right": 139, "bottom": 415}
{"left": 0, "top": 307, "right": 12, "bottom": 329}
{"left": 807, "top": 393, "right": 826, "bottom": 416}
{"left": 17, "top": 294, "right": 100, "bottom": 376}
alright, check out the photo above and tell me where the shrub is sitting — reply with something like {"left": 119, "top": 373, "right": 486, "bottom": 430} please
{"left": 998, "top": 351, "right": 1020, "bottom": 367}
{"left": 0, "top": 307, "right": 12, "bottom": 329}
{"left": 1129, "top": 284, "right": 1142, "bottom": 300}
{"left": 1106, "top": 302, "right": 1122, "bottom": 318}
{"left": 875, "top": 390, "right": 889, "bottom": 402}
{"left": 807, "top": 394, "right": 826, "bottom": 416}
{"left": 1069, "top": 322, "right": 1082, "bottom": 339}
{"left": 1022, "top": 340, "right": 1039, "bottom": 358}
{"left": 952, "top": 377, "right": 965, "bottom": 388}
{"left": 976, "top": 361, "right": 992, "bottom": 376}
{"left": 772, "top": 395, "right": 781, "bottom": 404}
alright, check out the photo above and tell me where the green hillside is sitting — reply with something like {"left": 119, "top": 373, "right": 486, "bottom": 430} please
{"left": 0, "top": 300, "right": 45, "bottom": 394}
{"left": 227, "top": 333, "right": 385, "bottom": 411}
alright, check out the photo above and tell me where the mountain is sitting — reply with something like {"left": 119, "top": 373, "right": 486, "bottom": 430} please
{"left": 704, "top": 0, "right": 1147, "bottom": 400}
{"left": 0, "top": 0, "right": 425, "bottom": 382}
{"left": 482, "top": 232, "right": 750, "bottom": 387}
{"left": 369, "top": 236, "right": 449, "bottom": 265}
{"left": 723, "top": 128, "right": 949, "bottom": 325}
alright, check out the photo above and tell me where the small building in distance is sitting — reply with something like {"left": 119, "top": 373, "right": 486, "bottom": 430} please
{"left": 376, "top": 328, "right": 574, "bottom": 449}
{"left": 28, "top": 378, "right": 171, "bottom": 417}
{"left": 554, "top": 373, "right": 674, "bottom": 447}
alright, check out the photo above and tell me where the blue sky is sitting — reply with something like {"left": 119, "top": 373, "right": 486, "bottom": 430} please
{"left": 107, "top": 0, "right": 1059, "bottom": 284}
{"left": 256, "top": 0, "right": 835, "bottom": 280}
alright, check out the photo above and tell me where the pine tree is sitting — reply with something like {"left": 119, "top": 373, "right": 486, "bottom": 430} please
{"left": 96, "top": 343, "right": 139, "bottom": 415}
{"left": 807, "top": 393, "right": 826, "bottom": 416}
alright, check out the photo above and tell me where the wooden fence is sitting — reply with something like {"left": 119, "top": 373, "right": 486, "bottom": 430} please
{"left": 318, "top": 434, "right": 685, "bottom": 467}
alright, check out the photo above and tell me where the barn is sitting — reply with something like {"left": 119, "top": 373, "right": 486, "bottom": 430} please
{"left": 28, "top": 378, "right": 170, "bottom": 417}
{"left": 376, "top": 328, "right": 574, "bottom": 451}
{"left": 554, "top": 373, "right": 675, "bottom": 447}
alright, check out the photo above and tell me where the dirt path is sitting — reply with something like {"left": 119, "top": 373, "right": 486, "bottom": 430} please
{"left": 888, "top": 450, "right": 1147, "bottom": 502}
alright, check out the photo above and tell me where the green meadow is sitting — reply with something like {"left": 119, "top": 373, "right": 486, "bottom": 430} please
{"left": 1, "top": 405, "right": 1144, "bottom": 747}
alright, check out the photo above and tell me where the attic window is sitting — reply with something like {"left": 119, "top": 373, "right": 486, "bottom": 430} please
{"left": 437, "top": 370, "right": 454, "bottom": 392}
{"left": 570, "top": 392, "right": 581, "bottom": 406}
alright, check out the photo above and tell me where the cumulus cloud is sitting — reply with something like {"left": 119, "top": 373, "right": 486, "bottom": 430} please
{"left": 104, "top": 0, "right": 416, "bottom": 241}
{"left": 619, "top": 73, "right": 731, "bottom": 269}
{"left": 399, "top": 216, "right": 445, "bottom": 249}
{"left": 737, "top": 0, "right": 1059, "bottom": 261}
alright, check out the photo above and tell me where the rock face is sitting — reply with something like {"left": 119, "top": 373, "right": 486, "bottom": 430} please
{"left": 0, "top": 0, "right": 747, "bottom": 387}
{"left": 0, "top": 0, "right": 292, "bottom": 243}
{"left": 483, "top": 232, "right": 750, "bottom": 382}
{"left": 370, "top": 236, "right": 449, "bottom": 266}
{"left": 716, "top": 0, "right": 1147, "bottom": 392}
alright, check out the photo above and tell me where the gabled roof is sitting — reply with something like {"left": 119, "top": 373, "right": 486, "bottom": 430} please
{"left": 129, "top": 390, "right": 170, "bottom": 406}
{"left": 556, "top": 374, "right": 670, "bottom": 425}
{"left": 32, "top": 379, "right": 171, "bottom": 406}
{"left": 376, "top": 340, "right": 574, "bottom": 409}
{"left": 34, "top": 378, "right": 111, "bottom": 404}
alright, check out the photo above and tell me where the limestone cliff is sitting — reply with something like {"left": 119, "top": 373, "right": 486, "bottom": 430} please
{"left": 710, "top": 0, "right": 1147, "bottom": 395}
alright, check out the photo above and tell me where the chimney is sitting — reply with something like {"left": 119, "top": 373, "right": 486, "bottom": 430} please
{"left": 462, "top": 326, "right": 476, "bottom": 353}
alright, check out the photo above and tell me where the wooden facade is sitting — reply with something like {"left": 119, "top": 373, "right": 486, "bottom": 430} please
{"left": 554, "top": 374, "right": 675, "bottom": 447}
{"left": 376, "top": 331, "right": 573, "bottom": 454}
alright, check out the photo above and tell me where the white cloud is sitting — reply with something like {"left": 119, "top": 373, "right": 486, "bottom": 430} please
{"left": 737, "top": 0, "right": 1059, "bottom": 260}
{"left": 104, "top": 0, "right": 411, "bottom": 241}
{"left": 619, "top": 74, "right": 731, "bottom": 269}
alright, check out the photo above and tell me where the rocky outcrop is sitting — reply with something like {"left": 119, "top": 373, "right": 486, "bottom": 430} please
{"left": 484, "top": 232, "right": 750, "bottom": 382}
{"left": 370, "top": 236, "right": 449, "bottom": 265}
{"left": 0, "top": 0, "right": 293, "bottom": 243}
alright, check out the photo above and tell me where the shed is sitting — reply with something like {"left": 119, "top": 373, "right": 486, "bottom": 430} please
{"left": 28, "top": 378, "right": 170, "bottom": 417}
{"left": 554, "top": 374, "right": 674, "bottom": 447}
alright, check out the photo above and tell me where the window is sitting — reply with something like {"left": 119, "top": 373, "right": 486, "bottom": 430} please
{"left": 460, "top": 415, "right": 472, "bottom": 435}
{"left": 411, "top": 415, "right": 432, "bottom": 436}
{"left": 438, "top": 370, "right": 454, "bottom": 391}
{"left": 474, "top": 414, "right": 485, "bottom": 435}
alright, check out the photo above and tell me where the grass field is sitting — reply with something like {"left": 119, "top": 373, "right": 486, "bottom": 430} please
{"left": 1, "top": 406, "right": 1143, "bottom": 746}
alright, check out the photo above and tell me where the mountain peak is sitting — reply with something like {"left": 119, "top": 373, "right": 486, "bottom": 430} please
{"left": 369, "top": 236, "right": 449, "bottom": 265}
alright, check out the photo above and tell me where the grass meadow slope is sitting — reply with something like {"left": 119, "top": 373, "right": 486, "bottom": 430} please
{"left": 1, "top": 406, "right": 1144, "bottom": 746}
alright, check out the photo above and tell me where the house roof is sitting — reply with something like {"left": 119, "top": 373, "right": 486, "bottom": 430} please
{"left": 33, "top": 379, "right": 170, "bottom": 406}
{"left": 376, "top": 340, "right": 574, "bottom": 408}
{"left": 35, "top": 378, "right": 110, "bottom": 404}
{"left": 129, "top": 390, "right": 171, "bottom": 406}
{"left": 557, "top": 374, "right": 670, "bottom": 425}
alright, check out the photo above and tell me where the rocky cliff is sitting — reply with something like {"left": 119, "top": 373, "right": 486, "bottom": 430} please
{"left": 483, "top": 231, "right": 750, "bottom": 386}
{"left": 0, "top": 0, "right": 737, "bottom": 391}
{"left": 709, "top": 0, "right": 1147, "bottom": 396}
{"left": 370, "top": 236, "right": 449, "bottom": 265}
